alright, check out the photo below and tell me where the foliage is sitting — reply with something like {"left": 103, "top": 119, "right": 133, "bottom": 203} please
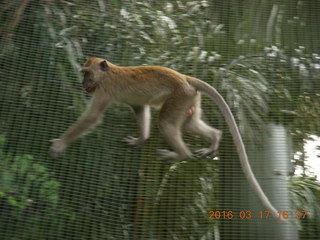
{"left": 0, "top": 0, "right": 319, "bottom": 239}
{"left": 0, "top": 137, "right": 69, "bottom": 239}
{"left": 45, "top": 1, "right": 320, "bottom": 147}
{"left": 290, "top": 176, "right": 320, "bottom": 239}
{"left": 45, "top": 0, "right": 273, "bottom": 145}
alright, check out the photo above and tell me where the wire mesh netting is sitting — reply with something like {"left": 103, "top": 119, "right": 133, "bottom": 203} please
{"left": 0, "top": 1, "right": 320, "bottom": 239}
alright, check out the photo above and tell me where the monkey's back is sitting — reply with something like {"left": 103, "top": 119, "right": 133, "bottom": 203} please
{"left": 113, "top": 65, "right": 195, "bottom": 108}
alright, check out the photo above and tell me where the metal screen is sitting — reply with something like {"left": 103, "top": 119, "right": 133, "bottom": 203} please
{"left": 0, "top": 1, "right": 319, "bottom": 239}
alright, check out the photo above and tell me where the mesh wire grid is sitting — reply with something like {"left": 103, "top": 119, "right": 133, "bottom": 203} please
{"left": 0, "top": 1, "right": 319, "bottom": 239}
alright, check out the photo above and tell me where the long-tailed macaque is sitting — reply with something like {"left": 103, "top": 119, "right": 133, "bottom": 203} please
{"left": 50, "top": 57, "right": 281, "bottom": 220}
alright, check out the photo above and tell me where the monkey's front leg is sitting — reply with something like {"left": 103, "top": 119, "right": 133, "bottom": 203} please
{"left": 50, "top": 93, "right": 110, "bottom": 157}
{"left": 50, "top": 112, "right": 102, "bottom": 158}
{"left": 123, "top": 105, "right": 151, "bottom": 147}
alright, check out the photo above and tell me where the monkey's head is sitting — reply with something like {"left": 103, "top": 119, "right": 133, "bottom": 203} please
{"left": 80, "top": 58, "right": 109, "bottom": 93}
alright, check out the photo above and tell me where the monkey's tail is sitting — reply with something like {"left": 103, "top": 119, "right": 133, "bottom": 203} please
{"left": 187, "top": 77, "right": 281, "bottom": 221}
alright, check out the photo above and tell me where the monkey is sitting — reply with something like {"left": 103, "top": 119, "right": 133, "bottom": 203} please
{"left": 50, "top": 57, "right": 281, "bottom": 220}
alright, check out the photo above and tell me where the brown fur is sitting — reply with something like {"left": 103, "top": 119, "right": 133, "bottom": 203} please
{"left": 50, "top": 57, "right": 281, "bottom": 220}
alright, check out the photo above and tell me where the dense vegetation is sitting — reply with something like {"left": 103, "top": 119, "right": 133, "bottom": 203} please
{"left": 0, "top": 0, "right": 319, "bottom": 239}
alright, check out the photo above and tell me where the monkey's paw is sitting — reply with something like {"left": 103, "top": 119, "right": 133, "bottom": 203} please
{"left": 156, "top": 149, "right": 179, "bottom": 160}
{"left": 122, "top": 136, "right": 145, "bottom": 147}
{"left": 156, "top": 149, "right": 192, "bottom": 162}
{"left": 50, "top": 139, "right": 66, "bottom": 158}
{"left": 194, "top": 148, "right": 217, "bottom": 158}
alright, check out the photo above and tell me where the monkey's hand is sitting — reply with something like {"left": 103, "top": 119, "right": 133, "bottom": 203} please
{"left": 194, "top": 148, "right": 217, "bottom": 158}
{"left": 122, "top": 136, "right": 145, "bottom": 147}
{"left": 50, "top": 139, "right": 67, "bottom": 158}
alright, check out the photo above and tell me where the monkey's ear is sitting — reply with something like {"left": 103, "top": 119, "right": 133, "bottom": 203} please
{"left": 100, "top": 60, "right": 109, "bottom": 72}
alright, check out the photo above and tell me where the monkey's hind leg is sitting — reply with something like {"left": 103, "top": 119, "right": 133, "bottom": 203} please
{"left": 184, "top": 95, "right": 222, "bottom": 158}
{"left": 157, "top": 89, "right": 195, "bottom": 161}
{"left": 123, "top": 105, "right": 151, "bottom": 147}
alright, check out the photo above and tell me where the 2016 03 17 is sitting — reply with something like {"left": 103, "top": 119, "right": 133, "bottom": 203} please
{"left": 208, "top": 210, "right": 308, "bottom": 220}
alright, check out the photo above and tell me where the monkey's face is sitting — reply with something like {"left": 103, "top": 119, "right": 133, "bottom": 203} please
{"left": 80, "top": 59, "right": 109, "bottom": 93}
{"left": 81, "top": 69, "right": 97, "bottom": 93}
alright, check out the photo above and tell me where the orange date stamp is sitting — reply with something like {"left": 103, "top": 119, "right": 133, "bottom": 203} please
{"left": 208, "top": 210, "right": 307, "bottom": 220}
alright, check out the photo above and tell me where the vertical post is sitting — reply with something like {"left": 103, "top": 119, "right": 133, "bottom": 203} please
{"left": 248, "top": 123, "right": 299, "bottom": 239}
